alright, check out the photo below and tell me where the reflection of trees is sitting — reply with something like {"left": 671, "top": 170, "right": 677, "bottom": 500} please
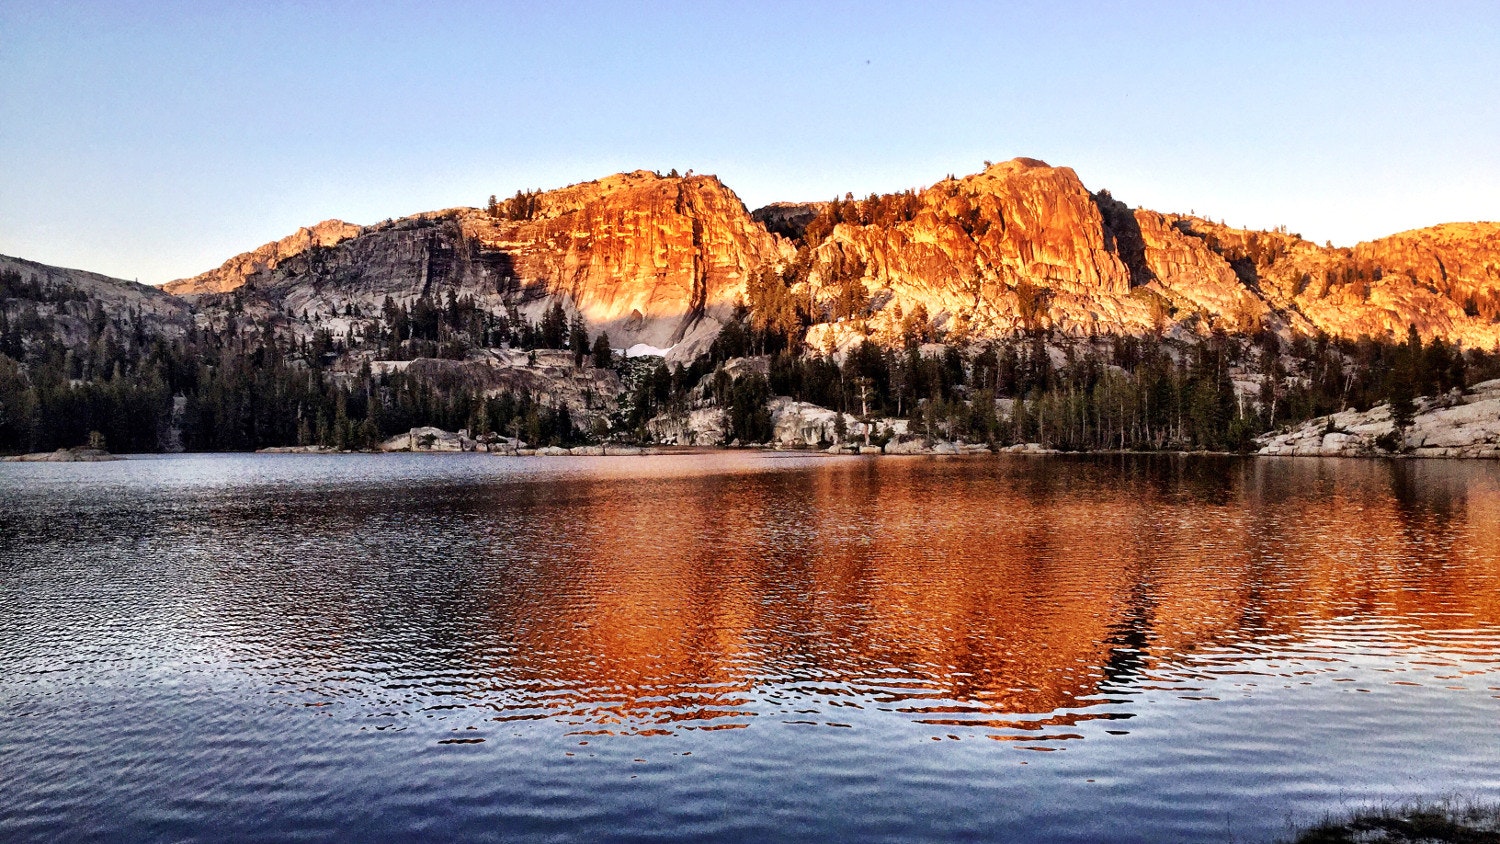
{"left": 191, "top": 455, "right": 1500, "bottom": 739}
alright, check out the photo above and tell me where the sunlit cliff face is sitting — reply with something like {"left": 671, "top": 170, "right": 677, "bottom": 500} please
{"left": 185, "top": 457, "right": 1500, "bottom": 739}
{"left": 801, "top": 160, "right": 1500, "bottom": 348}
{"left": 162, "top": 160, "right": 1500, "bottom": 354}
{"left": 165, "top": 171, "right": 789, "bottom": 355}
{"left": 470, "top": 172, "right": 788, "bottom": 346}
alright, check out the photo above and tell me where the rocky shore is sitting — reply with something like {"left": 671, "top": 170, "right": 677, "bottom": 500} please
{"left": 2, "top": 447, "right": 120, "bottom": 462}
{"left": 245, "top": 423, "right": 1066, "bottom": 458}
{"left": 1258, "top": 378, "right": 1500, "bottom": 458}
{"left": 366, "top": 426, "right": 649, "bottom": 456}
{"left": 228, "top": 379, "right": 1500, "bottom": 462}
{"left": 365, "top": 424, "right": 1065, "bottom": 457}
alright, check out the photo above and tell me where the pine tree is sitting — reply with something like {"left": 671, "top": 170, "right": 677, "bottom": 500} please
{"left": 540, "top": 302, "right": 567, "bottom": 349}
{"left": 568, "top": 313, "right": 589, "bottom": 366}
{"left": 592, "top": 333, "right": 613, "bottom": 369}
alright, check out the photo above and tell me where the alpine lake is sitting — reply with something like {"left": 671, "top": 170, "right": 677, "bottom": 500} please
{"left": 3, "top": 452, "right": 1498, "bottom": 842}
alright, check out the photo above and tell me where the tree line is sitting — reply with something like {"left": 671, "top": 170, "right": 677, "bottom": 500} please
{"left": 3, "top": 265, "right": 1497, "bottom": 454}
{"left": 618, "top": 315, "right": 1500, "bottom": 452}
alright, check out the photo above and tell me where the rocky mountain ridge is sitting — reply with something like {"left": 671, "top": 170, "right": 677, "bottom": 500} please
{"left": 153, "top": 159, "right": 1499, "bottom": 358}
{"left": 163, "top": 171, "right": 786, "bottom": 359}
{"left": 793, "top": 159, "right": 1500, "bottom": 352}
{"left": 0, "top": 253, "right": 191, "bottom": 351}
{"left": 163, "top": 219, "right": 362, "bottom": 296}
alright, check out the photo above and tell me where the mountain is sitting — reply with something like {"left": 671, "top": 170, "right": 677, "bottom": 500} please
{"left": 790, "top": 158, "right": 1500, "bottom": 351}
{"left": 167, "top": 171, "right": 786, "bottom": 358}
{"left": 0, "top": 254, "right": 191, "bottom": 352}
{"left": 5, "top": 156, "right": 1499, "bottom": 457}
{"left": 159, "top": 159, "right": 1500, "bottom": 357}
{"left": 0, "top": 255, "right": 195, "bottom": 454}
{"left": 164, "top": 219, "right": 362, "bottom": 296}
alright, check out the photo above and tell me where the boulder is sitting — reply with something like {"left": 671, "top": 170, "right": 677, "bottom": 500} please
{"left": 379, "top": 426, "right": 472, "bottom": 453}
{"left": 1319, "top": 432, "right": 1359, "bottom": 455}
{"left": 2, "top": 447, "right": 120, "bottom": 463}
{"left": 999, "top": 442, "right": 1057, "bottom": 454}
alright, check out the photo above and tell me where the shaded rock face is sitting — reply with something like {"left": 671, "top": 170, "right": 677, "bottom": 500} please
{"left": 751, "top": 202, "right": 827, "bottom": 241}
{"left": 164, "top": 219, "right": 361, "bottom": 295}
{"left": 0, "top": 254, "right": 191, "bottom": 352}
{"left": 353, "top": 349, "right": 620, "bottom": 429}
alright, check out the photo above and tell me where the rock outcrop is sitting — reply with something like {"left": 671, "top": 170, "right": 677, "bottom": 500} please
{"left": 1154, "top": 217, "right": 1500, "bottom": 349}
{"left": 0, "top": 254, "right": 191, "bottom": 352}
{"left": 790, "top": 159, "right": 1500, "bottom": 348}
{"left": 477, "top": 172, "right": 788, "bottom": 351}
{"left": 751, "top": 201, "right": 827, "bottom": 241}
{"left": 378, "top": 426, "right": 528, "bottom": 454}
{"left": 2, "top": 446, "right": 119, "bottom": 462}
{"left": 163, "top": 219, "right": 362, "bottom": 296}
{"left": 350, "top": 349, "right": 621, "bottom": 431}
{"left": 798, "top": 159, "right": 1146, "bottom": 341}
{"left": 1258, "top": 379, "right": 1500, "bottom": 458}
{"left": 1356, "top": 223, "right": 1500, "bottom": 324}
{"left": 767, "top": 398, "right": 907, "bottom": 448}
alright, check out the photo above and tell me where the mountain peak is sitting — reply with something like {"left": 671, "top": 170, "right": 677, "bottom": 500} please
{"left": 164, "top": 219, "right": 361, "bottom": 295}
{"left": 984, "top": 156, "right": 1052, "bottom": 174}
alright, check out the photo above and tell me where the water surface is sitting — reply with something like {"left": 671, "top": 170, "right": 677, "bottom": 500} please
{"left": 3, "top": 453, "right": 1499, "bottom": 842}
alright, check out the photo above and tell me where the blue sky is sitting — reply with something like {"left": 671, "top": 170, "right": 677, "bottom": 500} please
{"left": 2, "top": 1, "right": 1497, "bottom": 284}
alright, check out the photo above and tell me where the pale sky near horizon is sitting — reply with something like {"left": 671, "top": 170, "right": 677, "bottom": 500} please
{"left": 2, "top": 1, "right": 1497, "bottom": 285}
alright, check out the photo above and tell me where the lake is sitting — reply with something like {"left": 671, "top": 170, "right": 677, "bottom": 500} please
{"left": 2, "top": 452, "right": 1499, "bottom": 842}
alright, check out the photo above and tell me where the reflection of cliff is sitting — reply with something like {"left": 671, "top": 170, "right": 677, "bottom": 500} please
{"left": 189, "top": 456, "right": 1500, "bottom": 739}
{"left": 462, "top": 458, "right": 1500, "bottom": 737}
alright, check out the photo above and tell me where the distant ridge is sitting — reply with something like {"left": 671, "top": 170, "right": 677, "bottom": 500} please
{"left": 146, "top": 157, "right": 1500, "bottom": 351}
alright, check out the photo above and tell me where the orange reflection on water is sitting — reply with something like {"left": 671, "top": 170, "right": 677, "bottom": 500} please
{"left": 470, "top": 456, "right": 1500, "bottom": 737}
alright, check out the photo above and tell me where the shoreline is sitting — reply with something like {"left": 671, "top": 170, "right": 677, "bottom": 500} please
{"left": 7, "top": 445, "right": 1497, "bottom": 461}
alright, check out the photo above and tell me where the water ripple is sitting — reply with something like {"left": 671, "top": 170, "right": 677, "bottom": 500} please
{"left": 2, "top": 453, "right": 1500, "bottom": 842}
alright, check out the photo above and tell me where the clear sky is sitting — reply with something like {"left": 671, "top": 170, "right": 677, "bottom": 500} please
{"left": 2, "top": 1, "right": 1497, "bottom": 284}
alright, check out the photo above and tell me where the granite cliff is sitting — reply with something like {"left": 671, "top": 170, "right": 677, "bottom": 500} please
{"left": 789, "top": 159, "right": 1500, "bottom": 351}
{"left": 0, "top": 254, "right": 191, "bottom": 351}
{"left": 164, "top": 219, "right": 362, "bottom": 296}
{"left": 171, "top": 171, "right": 786, "bottom": 359}
{"left": 164, "top": 159, "right": 1498, "bottom": 359}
